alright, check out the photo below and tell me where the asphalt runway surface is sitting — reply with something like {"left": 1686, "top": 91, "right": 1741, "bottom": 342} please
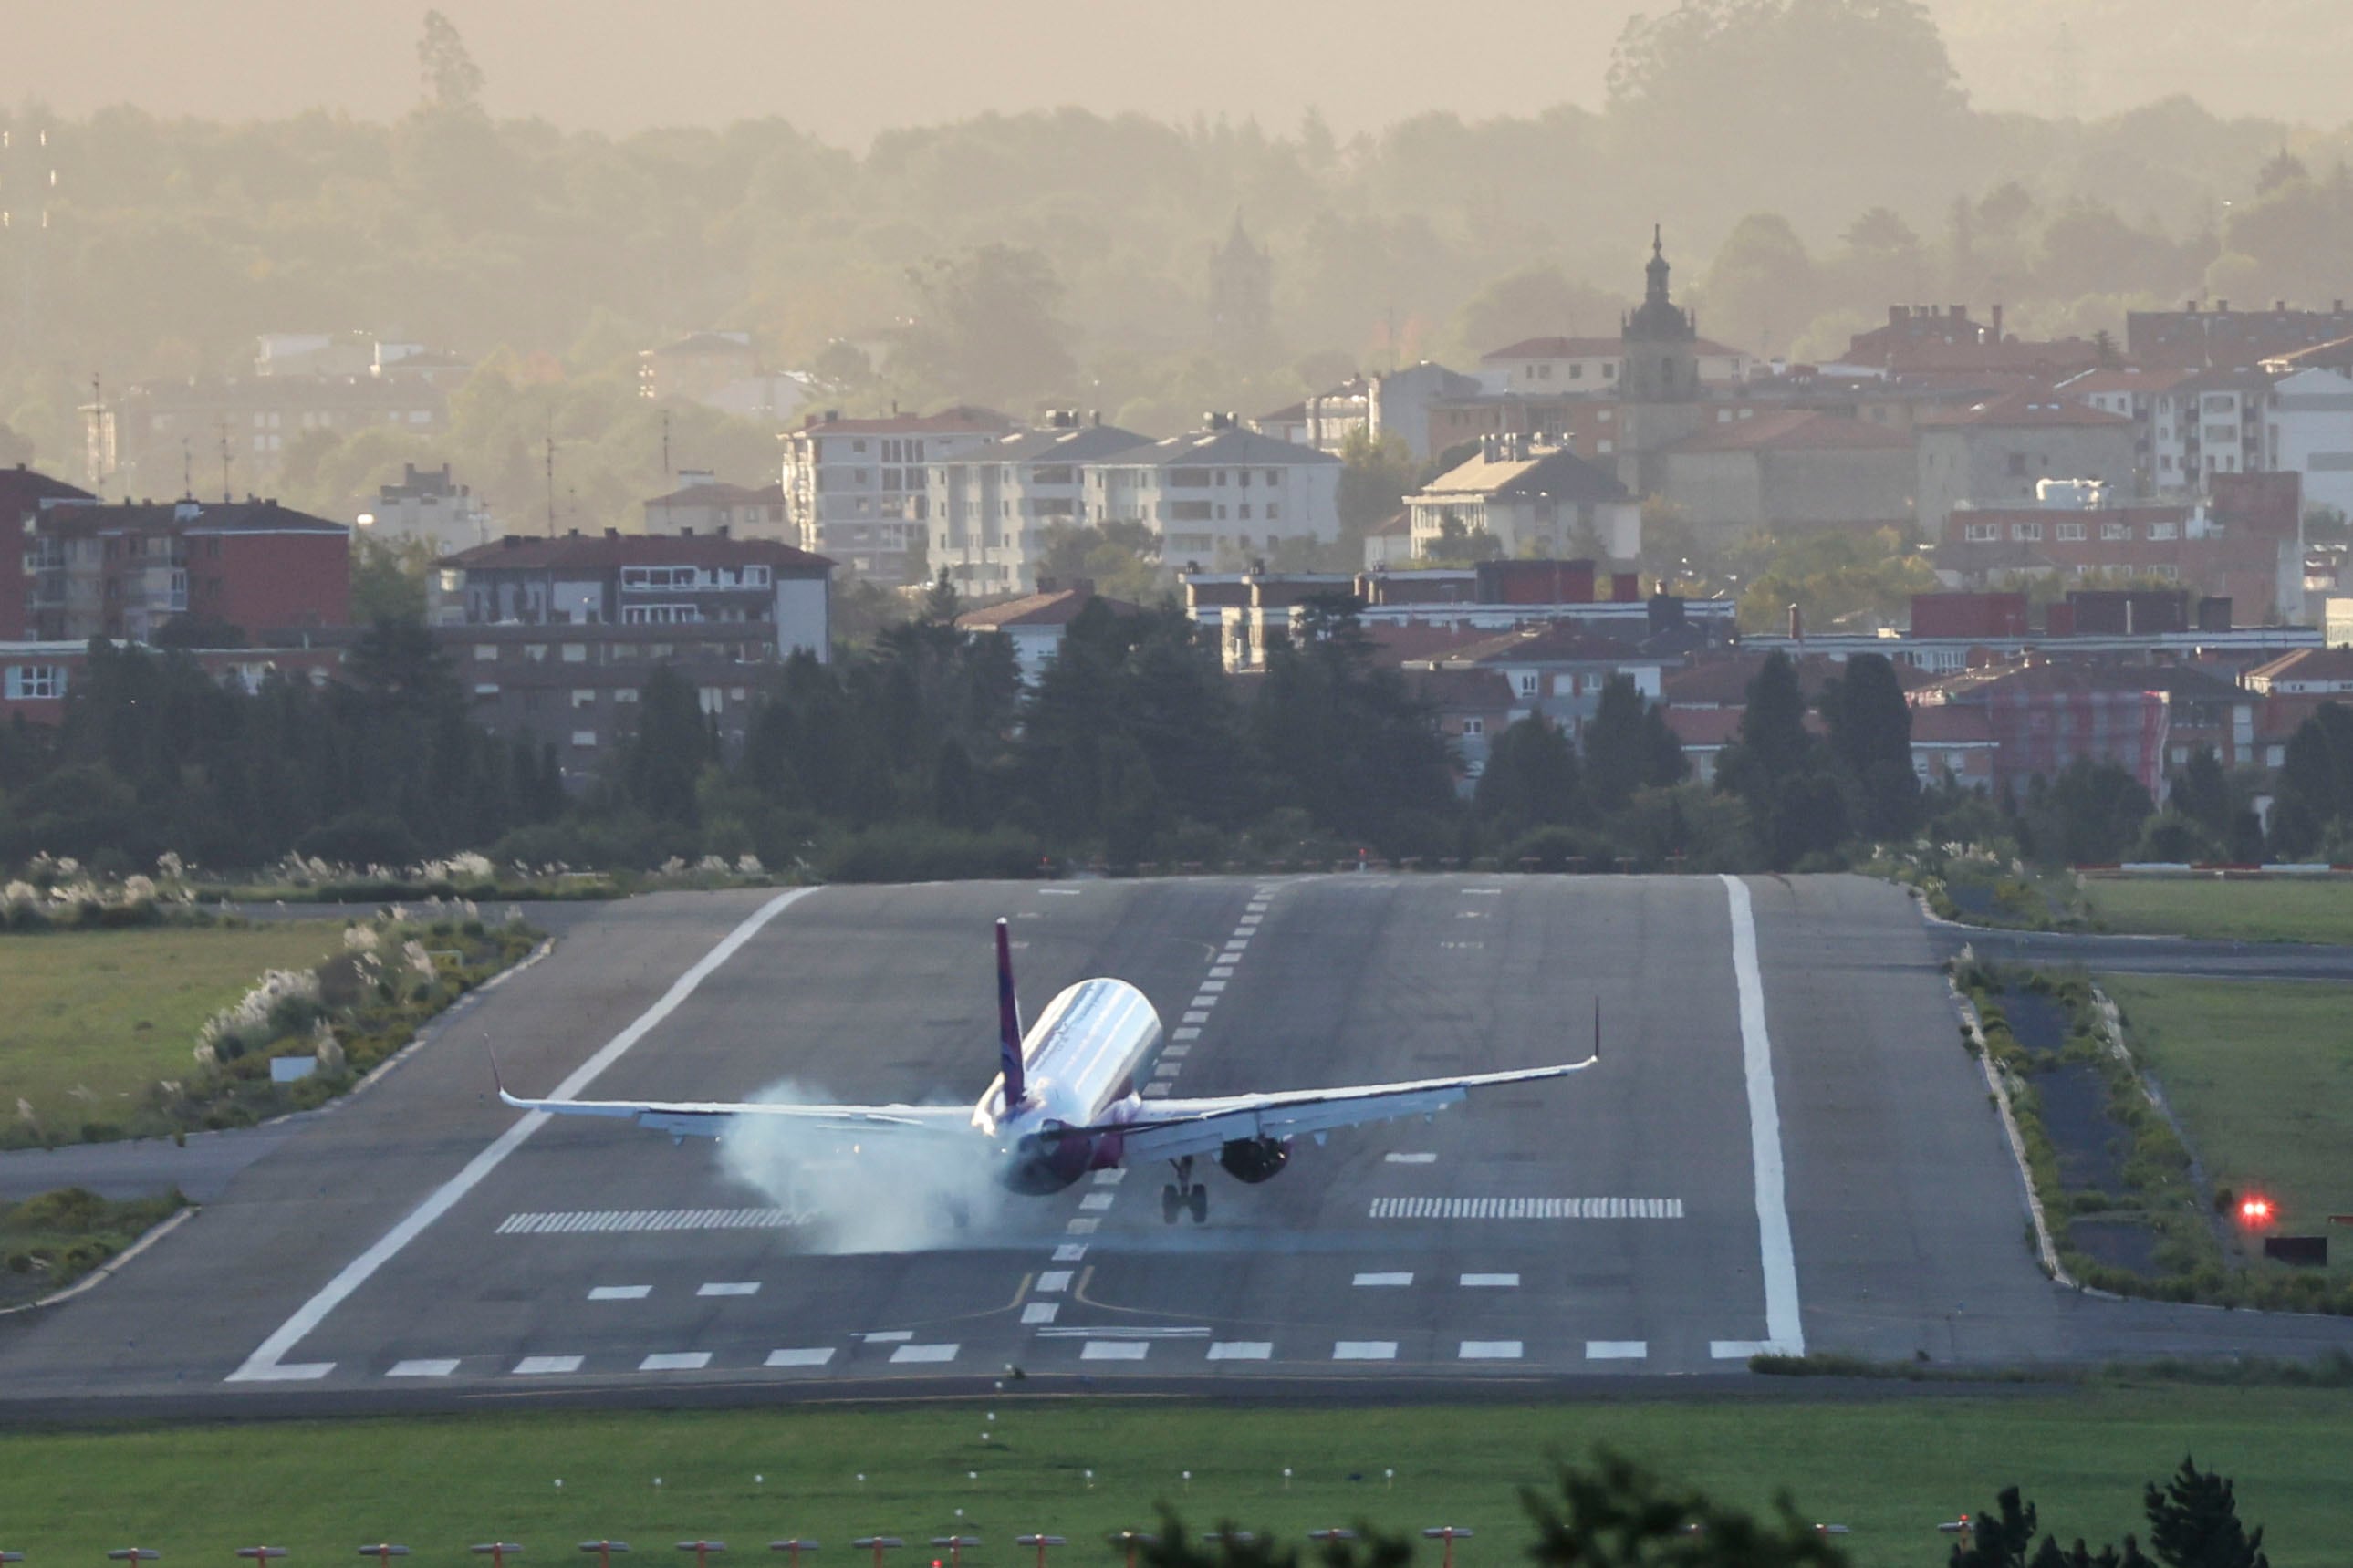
{"left": 5, "top": 874, "right": 2353, "bottom": 1417}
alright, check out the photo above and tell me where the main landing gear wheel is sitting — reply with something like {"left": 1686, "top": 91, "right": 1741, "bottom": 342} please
{"left": 1161, "top": 1154, "right": 1207, "bottom": 1225}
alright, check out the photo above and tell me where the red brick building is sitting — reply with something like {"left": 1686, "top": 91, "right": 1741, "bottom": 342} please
{"left": 11, "top": 495, "right": 349, "bottom": 643}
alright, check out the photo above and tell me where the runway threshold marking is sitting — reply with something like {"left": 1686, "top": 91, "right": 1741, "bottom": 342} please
{"left": 387, "top": 1357, "right": 460, "bottom": 1377}
{"left": 1367, "top": 1196, "right": 1682, "bottom": 1219}
{"left": 500, "top": 1207, "right": 811, "bottom": 1234}
{"left": 1722, "top": 874, "right": 1806, "bottom": 1358}
{"left": 225, "top": 887, "right": 823, "bottom": 1385}
{"left": 766, "top": 1347, "right": 835, "bottom": 1367}
{"left": 1585, "top": 1341, "right": 1647, "bottom": 1360}
{"left": 588, "top": 1284, "right": 651, "bottom": 1301}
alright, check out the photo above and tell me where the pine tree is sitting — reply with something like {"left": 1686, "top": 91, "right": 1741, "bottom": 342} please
{"left": 1476, "top": 716, "right": 1583, "bottom": 836}
{"left": 2144, "top": 1457, "right": 2266, "bottom": 1568}
{"left": 1821, "top": 651, "right": 1918, "bottom": 840}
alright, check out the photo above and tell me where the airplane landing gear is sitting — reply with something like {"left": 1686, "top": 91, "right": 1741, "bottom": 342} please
{"left": 1161, "top": 1156, "right": 1209, "bottom": 1225}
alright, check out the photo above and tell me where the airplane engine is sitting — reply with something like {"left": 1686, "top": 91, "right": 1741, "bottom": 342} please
{"left": 1217, "top": 1137, "right": 1288, "bottom": 1184}
{"left": 1005, "top": 1127, "right": 1092, "bottom": 1194}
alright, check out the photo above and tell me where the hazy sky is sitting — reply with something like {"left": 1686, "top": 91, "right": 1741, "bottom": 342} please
{"left": 5, "top": 0, "right": 2348, "bottom": 143}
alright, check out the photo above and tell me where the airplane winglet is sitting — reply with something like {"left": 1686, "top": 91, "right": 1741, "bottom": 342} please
{"left": 486, "top": 1039, "right": 526, "bottom": 1108}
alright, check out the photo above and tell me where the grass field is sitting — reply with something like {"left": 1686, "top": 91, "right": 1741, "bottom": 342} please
{"left": 2082, "top": 879, "right": 2353, "bottom": 945}
{"left": 2, "top": 1389, "right": 2351, "bottom": 1563}
{"left": 0, "top": 923, "right": 348, "bottom": 1137}
{"left": 2100, "top": 975, "right": 2353, "bottom": 1262}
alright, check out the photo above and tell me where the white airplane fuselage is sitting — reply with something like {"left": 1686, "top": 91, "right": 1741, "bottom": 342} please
{"left": 975, "top": 977, "right": 1161, "bottom": 1192}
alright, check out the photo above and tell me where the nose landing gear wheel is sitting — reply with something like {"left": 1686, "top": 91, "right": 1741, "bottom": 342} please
{"left": 1187, "top": 1186, "right": 1209, "bottom": 1223}
{"left": 1161, "top": 1184, "right": 1182, "bottom": 1224}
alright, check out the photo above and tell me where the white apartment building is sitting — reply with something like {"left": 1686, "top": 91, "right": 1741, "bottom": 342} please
{"left": 1094, "top": 420, "right": 1341, "bottom": 566}
{"left": 1476, "top": 335, "right": 1753, "bottom": 397}
{"left": 2150, "top": 369, "right": 2273, "bottom": 490}
{"left": 929, "top": 416, "right": 1152, "bottom": 593}
{"left": 780, "top": 407, "right": 1011, "bottom": 583}
{"left": 2271, "top": 367, "right": 2353, "bottom": 517}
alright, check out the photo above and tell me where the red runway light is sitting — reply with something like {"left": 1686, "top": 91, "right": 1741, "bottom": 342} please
{"left": 2239, "top": 1196, "right": 2275, "bottom": 1225}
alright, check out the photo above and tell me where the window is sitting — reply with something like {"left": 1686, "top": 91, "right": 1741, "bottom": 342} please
{"left": 571, "top": 730, "right": 598, "bottom": 748}
{"left": 1569, "top": 364, "right": 1583, "bottom": 380}
{"left": 698, "top": 687, "right": 725, "bottom": 715}
{"left": 621, "top": 604, "right": 703, "bottom": 625}
{"left": 5, "top": 665, "right": 64, "bottom": 700}
{"left": 2148, "top": 522, "right": 2179, "bottom": 540}
{"left": 613, "top": 687, "right": 640, "bottom": 704}
{"left": 561, "top": 643, "right": 588, "bottom": 663}
{"left": 2056, "top": 522, "right": 2086, "bottom": 542}
{"left": 2101, "top": 522, "right": 2132, "bottom": 540}
{"left": 1516, "top": 673, "right": 1537, "bottom": 696}
{"left": 1964, "top": 523, "right": 1997, "bottom": 543}
{"left": 524, "top": 644, "right": 547, "bottom": 662}
{"left": 473, "top": 682, "right": 499, "bottom": 698}
{"left": 474, "top": 644, "right": 497, "bottom": 661}
{"left": 571, "top": 689, "right": 597, "bottom": 708}
{"left": 2011, "top": 522, "right": 2043, "bottom": 542}
{"left": 1462, "top": 718, "right": 1484, "bottom": 736}
{"left": 1265, "top": 503, "right": 1280, "bottom": 521}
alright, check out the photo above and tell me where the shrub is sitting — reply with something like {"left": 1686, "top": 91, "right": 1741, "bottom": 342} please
{"left": 295, "top": 811, "right": 424, "bottom": 870}
{"left": 818, "top": 824, "right": 1047, "bottom": 883}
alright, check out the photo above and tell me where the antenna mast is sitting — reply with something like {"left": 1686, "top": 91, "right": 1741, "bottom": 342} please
{"left": 544, "top": 425, "right": 557, "bottom": 536}
{"left": 217, "top": 416, "right": 232, "bottom": 503}
{"left": 661, "top": 408, "right": 672, "bottom": 476}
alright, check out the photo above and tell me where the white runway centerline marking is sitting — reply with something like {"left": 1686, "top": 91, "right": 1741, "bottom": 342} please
{"left": 1352, "top": 1272, "right": 1412, "bottom": 1287}
{"left": 1368, "top": 1196, "right": 1683, "bottom": 1219}
{"left": 766, "top": 1347, "right": 835, "bottom": 1367}
{"left": 859, "top": 1330, "right": 913, "bottom": 1343}
{"left": 1053, "top": 1243, "right": 1088, "bottom": 1262}
{"left": 1079, "top": 1192, "right": 1115, "bottom": 1210}
{"left": 1723, "top": 874, "right": 1806, "bottom": 1357}
{"left": 226, "top": 887, "right": 823, "bottom": 1384}
{"left": 697, "top": 1282, "right": 759, "bottom": 1297}
{"left": 890, "top": 1343, "right": 958, "bottom": 1364}
{"left": 1067, "top": 1217, "right": 1101, "bottom": 1233}
{"left": 1384, "top": 1152, "right": 1437, "bottom": 1164}
{"left": 1586, "top": 1341, "right": 1648, "bottom": 1360}
{"left": 1460, "top": 1272, "right": 1519, "bottom": 1287}
{"left": 1333, "top": 1341, "right": 1398, "bottom": 1361}
{"left": 1182, "top": 1011, "right": 1210, "bottom": 1023}
{"left": 640, "top": 1352, "right": 711, "bottom": 1371}
{"left": 387, "top": 1358, "right": 460, "bottom": 1377}
{"left": 1081, "top": 1341, "right": 1150, "bottom": 1361}
{"left": 1036, "top": 1270, "right": 1073, "bottom": 1293}
{"left": 1022, "top": 1303, "right": 1060, "bottom": 1324}
{"left": 1459, "top": 1341, "right": 1522, "bottom": 1360}
{"left": 1207, "top": 1342, "right": 1272, "bottom": 1360}
{"left": 513, "top": 1355, "right": 583, "bottom": 1376}
{"left": 1093, "top": 1168, "right": 1126, "bottom": 1185}
{"left": 588, "top": 1284, "right": 651, "bottom": 1301}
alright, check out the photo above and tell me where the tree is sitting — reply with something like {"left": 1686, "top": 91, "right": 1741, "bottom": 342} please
{"left": 1475, "top": 716, "right": 1583, "bottom": 836}
{"left": 1582, "top": 673, "right": 1687, "bottom": 812}
{"left": 2030, "top": 757, "right": 2155, "bottom": 866}
{"left": 417, "top": 10, "right": 485, "bottom": 114}
{"left": 2169, "top": 746, "right": 2230, "bottom": 840}
{"left": 1819, "top": 652, "right": 1918, "bottom": 840}
{"left": 898, "top": 244, "right": 1076, "bottom": 410}
{"left": 2144, "top": 1457, "right": 2266, "bottom": 1568}
{"left": 350, "top": 535, "right": 433, "bottom": 624}
{"left": 622, "top": 666, "right": 713, "bottom": 826}
{"left": 1337, "top": 427, "right": 1418, "bottom": 553}
{"left": 921, "top": 567, "right": 961, "bottom": 625}
{"left": 1454, "top": 266, "right": 1626, "bottom": 357}
{"left": 1524, "top": 1449, "right": 1851, "bottom": 1568}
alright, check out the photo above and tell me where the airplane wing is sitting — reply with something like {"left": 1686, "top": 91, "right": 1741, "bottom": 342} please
{"left": 1088, "top": 1055, "right": 1597, "bottom": 1165}
{"left": 495, "top": 1083, "right": 974, "bottom": 1142}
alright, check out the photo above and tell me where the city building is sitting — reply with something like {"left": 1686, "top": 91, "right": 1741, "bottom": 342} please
{"left": 1366, "top": 363, "right": 1485, "bottom": 462}
{"left": 1405, "top": 438, "right": 1639, "bottom": 560}
{"left": 2268, "top": 366, "right": 2353, "bottom": 517}
{"left": 2128, "top": 301, "right": 2353, "bottom": 369}
{"left": 431, "top": 530, "right": 832, "bottom": 652}
{"left": 1476, "top": 333, "right": 1751, "bottom": 394}
{"left": 1653, "top": 409, "right": 1913, "bottom": 535}
{"left": 361, "top": 462, "right": 493, "bottom": 556}
{"left": 781, "top": 406, "right": 1013, "bottom": 584}
{"left": 2148, "top": 369, "right": 2273, "bottom": 488}
{"left": 1913, "top": 391, "right": 2138, "bottom": 533}
{"left": 953, "top": 581, "right": 1142, "bottom": 684}
{"left": 9, "top": 497, "right": 349, "bottom": 643}
{"left": 642, "top": 472, "right": 789, "bottom": 541}
{"left": 929, "top": 415, "right": 1152, "bottom": 593}
{"left": 1094, "top": 419, "right": 1341, "bottom": 566}
{"left": 0, "top": 639, "right": 344, "bottom": 725}
{"left": 89, "top": 376, "right": 449, "bottom": 499}
{"left": 1840, "top": 305, "right": 2102, "bottom": 380}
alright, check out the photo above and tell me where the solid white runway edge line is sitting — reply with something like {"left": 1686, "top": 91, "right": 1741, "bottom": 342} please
{"left": 224, "top": 887, "right": 823, "bottom": 1384}
{"left": 1722, "top": 874, "right": 1805, "bottom": 1357}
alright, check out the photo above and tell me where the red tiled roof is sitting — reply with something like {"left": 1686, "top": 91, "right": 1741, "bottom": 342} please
{"left": 1357, "top": 621, "right": 1504, "bottom": 667}
{"left": 445, "top": 534, "right": 833, "bottom": 572}
{"left": 1661, "top": 652, "right": 1932, "bottom": 707}
{"left": 1426, "top": 623, "right": 1641, "bottom": 667}
{"left": 955, "top": 587, "right": 1140, "bottom": 630}
{"left": 2245, "top": 647, "right": 2353, "bottom": 689}
{"left": 1403, "top": 667, "right": 1515, "bottom": 711}
{"left": 1918, "top": 390, "right": 2133, "bottom": 429}
{"left": 1667, "top": 410, "right": 1909, "bottom": 454}
{"left": 1906, "top": 704, "right": 1997, "bottom": 744}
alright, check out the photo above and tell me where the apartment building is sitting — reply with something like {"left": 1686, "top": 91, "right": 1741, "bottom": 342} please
{"left": 431, "top": 531, "right": 832, "bottom": 652}
{"left": 780, "top": 407, "right": 1012, "bottom": 584}
{"left": 1093, "top": 420, "right": 1341, "bottom": 567}
{"left": 1914, "top": 391, "right": 2139, "bottom": 532}
{"left": 642, "top": 472, "right": 790, "bottom": 541}
{"left": 7, "top": 497, "right": 348, "bottom": 643}
{"left": 90, "top": 375, "right": 450, "bottom": 500}
{"left": 928, "top": 416, "right": 1152, "bottom": 594}
{"left": 361, "top": 463, "right": 494, "bottom": 556}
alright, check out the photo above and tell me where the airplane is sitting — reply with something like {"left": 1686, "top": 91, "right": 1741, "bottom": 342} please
{"left": 497, "top": 918, "right": 1599, "bottom": 1224}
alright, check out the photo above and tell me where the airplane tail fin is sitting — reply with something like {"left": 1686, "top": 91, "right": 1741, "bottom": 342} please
{"left": 996, "top": 918, "right": 1026, "bottom": 1106}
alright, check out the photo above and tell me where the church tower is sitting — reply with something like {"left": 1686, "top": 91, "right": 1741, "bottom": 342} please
{"left": 1615, "top": 226, "right": 1711, "bottom": 495}
{"left": 1207, "top": 213, "right": 1274, "bottom": 360}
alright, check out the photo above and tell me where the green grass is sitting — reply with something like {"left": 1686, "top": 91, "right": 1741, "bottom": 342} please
{"left": 2100, "top": 975, "right": 2353, "bottom": 1265}
{"left": 0, "top": 1188, "right": 186, "bottom": 1307}
{"left": 2083, "top": 879, "right": 2353, "bottom": 945}
{"left": 0, "top": 923, "right": 348, "bottom": 1137}
{"left": 0, "top": 1390, "right": 2350, "bottom": 1563}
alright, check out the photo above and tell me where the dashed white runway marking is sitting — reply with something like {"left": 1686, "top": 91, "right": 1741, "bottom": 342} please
{"left": 1459, "top": 1341, "right": 1522, "bottom": 1360}
{"left": 1586, "top": 1341, "right": 1648, "bottom": 1360}
{"left": 1053, "top": 1243, "right": 1088, "bottom": 1262}
{"left": 1711, "top": 1340, "right": 1773, "bottom": 1359}
{"left": 1352, "top": 1272, "right": 1412, "bottom": 1287}
{"left": 387, "top": 1358, "right": 459, "bottom": 1377}
{"left": 1333, "top": 1341, "right": 1398, "bottom": 1361}
{"left": 1093, "top": 1168, "right": 1126, "bottom": 1185}
{"left": 890, "top": 1343, "right": 958, "bottom": 1364}
{"left": 1200, "top": 980, "right": 1227, "bottom": 993}
{"left": 1189, "top": 995, "right": 1217, "bottom": 1011}
{"left": 1171, "top": 1028, "right": 1200, "bottom": 1042}
{"left": 1141, "top": 1083, "right": 1171, "bottom": 1097}
{"left": 859, "top": 1330, "right": 912, "bottom": 1343}
{"left": 1067, "top": 1217, "right": 1100, "bottom": 1233}
{"left": 227, "top": 887, "right": 821, "bottom": 1386}
{"left": 1152, "top": 1063, "right": 1182, "bottom": 1078}
{"left": 766, "top": 1347, "right": 834, "bottom": 1367}
{"left": 588, "top": 1284, "right": 651, "bottom": 1301}
{"left": 697, "top": 1282, "right": 759, "bottom": 1297}
{"left": 1163, "top": 1043, "right": 1193, "bottom": 1056}
{"left": 498, "top": 1207, "right": 808, "bottom": 1235}
{"left": 1036, "top": 1324, "right": 1208, "bottom": 1338}
{"left": 1036, "top": 1270, "right": 1074, "bottom": 1293}
{"left": 513, "top": 1355, "right": 582, "bottom": 1376}
{"left": 1460, "top": 1272, "right": 1520, "bottom": 1287}
{"left": 1022, "top": 1303, "right": 1060, "bottom": 1324}
{"left": 1039, "top": 888, "right": 1082, "bottom": 896}
{"left": 1209, "top": 965, "right": 1234, "bottom": 978}
{"left": 1207, "top": 1342, "right": 1272, "bottom": 1360}
{"left": 1081, "top": 1341, "right": 1150, "bottom": 1361}
{"left": 1182, "top": 1011, "right": 1210, "bottom": 1023}
{"left": 1368, "top": 1196, "right": 1684, "bottom": 1220}
{"left": 1079, "top": 1192, "right": 1115, "bottom": 1211}
{"left": 640, "top": 1352, "right": 710, "bottom": 1371}
{"left": 1384, "top": 1152, "right": 1437, "bottom": 1164}
{"left": 1238, "top": 914, "right": 1262, "bottom": 926}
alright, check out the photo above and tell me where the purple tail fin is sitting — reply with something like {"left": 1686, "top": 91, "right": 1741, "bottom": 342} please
{"left": 996, "top": 918, "right": 1026, "bottom": 1106}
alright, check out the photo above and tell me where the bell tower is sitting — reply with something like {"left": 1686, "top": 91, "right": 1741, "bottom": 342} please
{"left": 1615, "top": 227, "right": 1710, "bottom": 495}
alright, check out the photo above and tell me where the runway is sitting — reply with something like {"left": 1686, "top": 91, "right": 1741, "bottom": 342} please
{"left": 4, "top": 874, "right": 2350, "bottom": 1414}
